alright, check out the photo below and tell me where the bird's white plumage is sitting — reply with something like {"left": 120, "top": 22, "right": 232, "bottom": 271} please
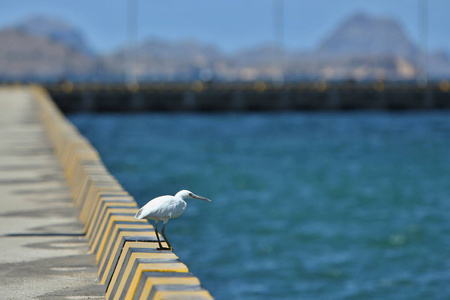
{"left": 135, "top": 189, "right": 211, "bottom": 250}
{"left": 135, "top": 195, "right": 187, "bottom": 221}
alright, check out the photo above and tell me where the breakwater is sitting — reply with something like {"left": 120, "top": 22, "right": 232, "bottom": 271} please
{"left": 33, "top": 86, "right": 213, "bottom": 299}
{"left": 45, "top": 81, "right": 450, "bottom": 112}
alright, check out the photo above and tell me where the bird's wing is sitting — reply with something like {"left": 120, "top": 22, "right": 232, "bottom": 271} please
{"left": 135, "top": 195, "right": 173, "bottom": 219}
{"left": 135, "top": 208, "right": 145, "bottom": 219}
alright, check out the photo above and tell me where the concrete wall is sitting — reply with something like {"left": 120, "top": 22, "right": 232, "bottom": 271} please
{"left": 32, "top": 86, "right": 213, "bottom": 300}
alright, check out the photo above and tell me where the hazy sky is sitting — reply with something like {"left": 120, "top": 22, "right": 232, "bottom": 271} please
{"left": 2, "top": 0, "right": 450, "bottom": 53}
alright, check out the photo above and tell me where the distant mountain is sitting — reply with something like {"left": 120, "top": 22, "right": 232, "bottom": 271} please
{"left": 14, "top": 15, "right": 95, "bottom": 57}
{"left": 0, "top": 28, "right": 96, "bottom": 80}
{"left": 313, "top": 11, "right": 450, "bottom": 79}
{"left": 317, "top": 12, "right": 418, "bottom": 60}
{"left": 102, "top": 38, "right": 224, "bottom": 80}
{"left": 1, "top": 12, "right": 450, "bottom": 81}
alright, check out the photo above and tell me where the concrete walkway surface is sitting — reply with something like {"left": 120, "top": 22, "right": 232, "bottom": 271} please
{"left": 0, "top": 87, "right": 104, "bottom": 299}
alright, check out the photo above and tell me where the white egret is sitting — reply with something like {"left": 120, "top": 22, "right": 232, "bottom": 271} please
{"left": 135, "top": 190, "right": 211, "bottom": 250}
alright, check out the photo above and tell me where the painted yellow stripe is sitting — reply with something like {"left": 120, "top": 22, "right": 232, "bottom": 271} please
{"left": 106, "top": 252, "right": 180, "bottom": 299}
{"left": 74, "top": 170, "right": 112, "bottom": 199}
{"left": 62, "top": 144, "right": 95, "bottom": 174}
{"left": 80, "top": 194, "right": 118, "bottom": 227}
{"left": 90, "top": 214, "right": 143, "bottom": 251}
{"left": 153, "top": 290, "right": 214, "bottom": 300}
{"left": 100, "top": 237, "right": 169, "bottom": 276}
{"left": 83, "top": 198, "right": 136, "bottom": 234}
{"left": 119, "top": 258, "right": 189, "bottom": 300}
{"left": 78, "top": 181, "right": 122, "bottom": 220}
{"left": 96, "top": 224, "right": 156, "bottom": 269}
{"left": 138, "top": 277, "right": 201, "bottom": 300}
{"left": 61, "top": 145, "right": 94, "bottom": 173}
{"left": 86, "top": 197, "right": 134, "bottom": 241}
{"left": 78, "top": 185, "right": 125, "bottom": 219}
{"left": 67, "top": 154, "right": 100, "bottom": 187}
{"left": 105, "top": 242, "right": 158, "bottom": 298}
{"left": 80, "top": 189, "right": 129, "bottom": 225}
{"left": 74, "top": 172, "right": 122, "bottom": 208}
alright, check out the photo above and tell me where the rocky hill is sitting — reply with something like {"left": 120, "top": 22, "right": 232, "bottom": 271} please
{"left": 15, "top": 15, "right": 95, "bottom": 57}
{"left": 317, "top": 12, "right": 418, "bottom": 59}
{"left": 0, "top": 28, "right": 96, "bottom": 80}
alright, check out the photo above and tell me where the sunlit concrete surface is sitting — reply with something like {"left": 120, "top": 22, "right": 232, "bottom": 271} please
{"left": 0, "top": 87, "right": 104, "bottom": 299}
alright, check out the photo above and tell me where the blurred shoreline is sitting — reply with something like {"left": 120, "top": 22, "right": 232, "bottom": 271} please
{"left": 1, "top": 12, "right": 450, "bottom": 83}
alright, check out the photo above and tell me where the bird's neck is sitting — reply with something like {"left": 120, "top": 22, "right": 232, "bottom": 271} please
{"left": 175, "top": 192, "right": 187, "bottom": 199}
{"left": 175, "top": 195, "right": 187, "bottom": 202}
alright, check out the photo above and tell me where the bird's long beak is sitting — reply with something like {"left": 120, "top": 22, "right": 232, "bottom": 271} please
{"left": 192, "top": 194, "right": 211, "bottom": 201}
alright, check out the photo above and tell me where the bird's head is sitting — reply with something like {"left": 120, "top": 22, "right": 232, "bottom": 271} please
{"left": 176, "top": 190, "right": 211, "bottom": 201}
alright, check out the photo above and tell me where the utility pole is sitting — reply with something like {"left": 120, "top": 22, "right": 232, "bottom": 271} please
{"left": 127, "top": 0, "right": 138, "bottom": 88}
{"left": 273, "top": 0, "right": 285, "bottom": 85}
{"left": 418, "top": 0, "right": 428, "bottom": 86}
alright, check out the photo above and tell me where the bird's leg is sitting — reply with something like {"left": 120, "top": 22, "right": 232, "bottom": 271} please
{"left": 154, "top": 220, "right": 164, "bottom": 250}
{"left": 161, "top": 221, "right": 173, "bottom": 251}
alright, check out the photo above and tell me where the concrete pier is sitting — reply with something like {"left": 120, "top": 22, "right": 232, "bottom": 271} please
{"left": 0, "top": 87, "right": 104, "bottom": 299}
{"left": 0, "top": 86, "right": 213, "bottom": 299}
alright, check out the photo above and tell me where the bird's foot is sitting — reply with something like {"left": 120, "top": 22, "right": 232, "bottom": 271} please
{"left": 157, "top": 246, "right": 172, "bottom": 251}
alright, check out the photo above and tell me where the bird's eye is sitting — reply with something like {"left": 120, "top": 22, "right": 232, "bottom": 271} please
{"left": 189, "top": 193, "right": 193, "bottom": 196}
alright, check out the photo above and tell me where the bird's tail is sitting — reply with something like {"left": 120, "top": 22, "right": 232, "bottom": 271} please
{"left": 135, "top": 208, "right": 144, "bottom": 219}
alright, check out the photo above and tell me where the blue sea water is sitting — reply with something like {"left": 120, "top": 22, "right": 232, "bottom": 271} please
{"left": 69, "top": 112, "right": 450, "bottom": 300}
